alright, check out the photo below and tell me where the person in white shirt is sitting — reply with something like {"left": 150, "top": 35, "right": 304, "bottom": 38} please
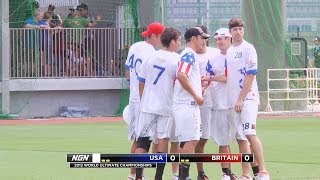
{"left": 124, "top": 22, "right": 165, "bottom": 180}
{"left": 135, "top": 27, "right": 182, "bottom": 180}
{"left": 173, "top": 27, "right": 209, "bottom": 180}
{"left": 194, "top": 26, "right": 220, "bottom": 180}
{"left": 226, "top": 18, "right": 270, "bottom": 180}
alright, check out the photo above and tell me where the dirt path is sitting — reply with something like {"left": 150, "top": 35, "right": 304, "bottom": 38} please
{"left": 0, "top": 112, "right": 319, "bottom": 125}
{"left": 0, "top": 116, "right": 123, "bottom": 125}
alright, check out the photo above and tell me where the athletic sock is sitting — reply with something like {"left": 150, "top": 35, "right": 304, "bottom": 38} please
{"left": 155, "top": 163, "right": 166, "bottom": 180}
{"left": 179, "top": 163, "right": 190, "bottom": 180}
{"left": 222, "top": 168, "right": 231, "bottom": 175}
{"left": 198, "top": 170, "right": 205, "bottom": 177}
{"left": 136, "top": 168, "right": 143, "bottom": 180}
{"left": 252, "top": 166, "right": 259, "bottom": 176}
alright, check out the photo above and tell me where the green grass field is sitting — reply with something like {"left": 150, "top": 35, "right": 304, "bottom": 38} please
{"left": 1, "top": 117, "right": 320, "bottom": 180}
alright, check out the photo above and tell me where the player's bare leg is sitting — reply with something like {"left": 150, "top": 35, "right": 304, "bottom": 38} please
{"left": 128, "top": 140, "right": 137, "bottom": 180}
{"left": 135, "top": 137, "right": 152, "bottom": 180}
{"left": 220, "top": 145, "right": 236, "bottom": 180}
{"left": 152, "top": 142, "right": 158, "bottom": 153}
{"left": 194, "top": 138, "right": 209, "bottom": 180}
{"left": 246, "top": 135, "right": 269, "bottom": 179}
{"left": 179, "top": 140, "right": 199, "bottom": 180}
{"left": 170, "top": 142, "right": 179, "bottom": 180}
{"left": 237, "top": 139, "right": 252, "bottom": 179}
{"left": 154, "top": 138, "right": 169, "bottom": 180}
{"left": 250, "top": 144, "right": 259, "bottom": 178}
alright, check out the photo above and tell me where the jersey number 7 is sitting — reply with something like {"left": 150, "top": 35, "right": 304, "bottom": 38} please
{"left": 153, "top": 65, "right": 165, "bottom": 84}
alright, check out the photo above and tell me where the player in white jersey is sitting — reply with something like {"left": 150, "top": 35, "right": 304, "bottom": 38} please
{"left": 226, "top": 18, "right": 269, "bottom": 180}
{"left": 134, "top": 27, "right": 182, "bottom": 180}
{"left": 202, "top": 28, "right": 238, "bottom": 180}
{"left": 124, "top": 22, "right": 165, "bottom": 180}
{"left": 173, "top": 27, "right": 209, "bottom": 180}
{"left": 193, "top": 26, "right": 220, "bottom": 180}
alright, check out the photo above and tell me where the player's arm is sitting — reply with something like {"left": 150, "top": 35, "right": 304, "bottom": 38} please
{"left": 125, "top": 47, "right": 134, "bottom": 87}
{"left": 202, "top": 59, "right": 227, "bottom": 83}
{"left": 202, "top": 74, "right": 227, "bottom": 83}
{"left": 177, "top": 72, "right": 203, "bottom": 105}
{"left": 177, "top": 53, "right": 203, "bottom": 105}
{"left": 138, "top": 82, "right": 145, "bottom": 99}
{"left": 235, "top": 46, "right": 257, "bottom": 112}
{"left": 137, "top": 60, "right": 147, "bottom": 99}
{"left": 125, "top": 70, "right": 130, "bottom": 82}
{"left": 177, "top": 72, "right": 197, "bottom": 98}
{"left": 237, "top": 74, "right": 255, "bottom": 102}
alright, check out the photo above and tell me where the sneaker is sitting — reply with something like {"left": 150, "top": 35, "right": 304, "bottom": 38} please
{"left": 172, "top": 173, "right": 179, "bottom": 180}
{"left": 127, "top": 174, "right": 146, "bottom": 180}
{"left": 197, "top": 174, "right": 209, "bottom": 180}
{"left": 221, "top": 174, "right": 231, "bottom": 180}
{"left": 230, "top": 173, "right": 237, "bottom": 180}
{"left": 237, "top": 175, "right": 253, "bottom": 180}
{"left": 254, "top": 172, "right": 270, "bottom": 180}
{"left": 127, "top": 174, "right": 135, "bottom": 180}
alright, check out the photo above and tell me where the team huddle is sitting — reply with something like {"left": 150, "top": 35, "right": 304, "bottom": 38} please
{"left": 124, "top": 17, "right": 270, "bottom": 180}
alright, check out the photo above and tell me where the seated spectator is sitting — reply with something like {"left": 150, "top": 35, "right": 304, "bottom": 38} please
{"left": 65, "top": 45, "right": 92, "bottom": 76}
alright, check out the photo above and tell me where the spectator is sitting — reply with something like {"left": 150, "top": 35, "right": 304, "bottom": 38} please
{"left": 77, "top": 3, "right": 100, "bottom": 76}
{"left": 39, "top": 12, "right": 54, "bottom": 77}
{"left": 47, "top": 4, "right": 62, "bottom": 28}
{"left": 64, "top": 7, "right": 93, "bottom": 76}
{"left": 77, "top": 3, "right": 102, "bottom": 27}
{"left": 66, "top": 44, "right": 92, "bottom": 76}
{"left": 313, "top": 36, "right": 320, "bottom": 68}
{"left": 64, "top": 6, "right": 92, "bottom": 44}
{"left": 24, "top": 10, "right": 49, "bottom": 76}
{"left": 24, "top": 10, "right": 48, "bottom": 29}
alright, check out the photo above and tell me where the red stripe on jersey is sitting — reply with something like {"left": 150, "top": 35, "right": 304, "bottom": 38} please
{"left": 224, "top": 68, "right": 228, "bottom": 77}
{"left": 178, "top": 61, "right": 184, "bottom": 72}
{"left": 185, "top": 64, "right": 191, "bottom": 75}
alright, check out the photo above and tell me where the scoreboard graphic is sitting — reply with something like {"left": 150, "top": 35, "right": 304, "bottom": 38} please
{"left": 67, "top": 153, "right": 254, "bottom": 168}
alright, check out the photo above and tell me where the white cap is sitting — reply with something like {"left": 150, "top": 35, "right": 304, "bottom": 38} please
{"left": 214, "top": 28, "right": 232, "bottom": 39}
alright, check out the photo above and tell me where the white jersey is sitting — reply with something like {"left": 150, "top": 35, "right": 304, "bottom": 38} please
{"left": 125, "top": 41, "right": 156, "bottom": 102}
{"left": 173, "top": 47, "right": 202, "bottom": 104}
{"left": 197, "top": 47, "right": 220, "bottom": 107}
{"left": 226, "top": 40, "right": 260, "bottom": 108}
{"left": 208, "top": 53, "right": 228, "bottom": 110}
{"left": 138, "top": 49, "right": 179, "bottom": 116}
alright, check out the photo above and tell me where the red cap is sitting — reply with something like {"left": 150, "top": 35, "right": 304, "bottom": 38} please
{"left": 141, "top": 22, "right": 165, "bottom": 38}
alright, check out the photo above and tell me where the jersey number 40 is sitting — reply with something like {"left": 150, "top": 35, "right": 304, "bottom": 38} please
{"left": 128, "top": 54, "right": 142, "bottom": 76}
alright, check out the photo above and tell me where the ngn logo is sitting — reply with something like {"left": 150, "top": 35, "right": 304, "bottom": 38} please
{"left": 71, "top": 154, "right": 90, "bottom": 162}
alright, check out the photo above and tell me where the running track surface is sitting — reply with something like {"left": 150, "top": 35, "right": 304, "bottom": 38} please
{"left": 0, "top": 112, "right": 319, "bottom": 125}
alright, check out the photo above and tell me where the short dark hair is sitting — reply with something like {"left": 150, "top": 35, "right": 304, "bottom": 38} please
{"left": 228, "top": 17, "right": 245, "bottom": 30}
{"left": 161, "top": 27, "right": 181, "bottom": 48}
{"left": 78, "top": 3, "right": 88, "bottom": 10}
{"left": 48, "top": 4, "right": 55, "bottom": 10}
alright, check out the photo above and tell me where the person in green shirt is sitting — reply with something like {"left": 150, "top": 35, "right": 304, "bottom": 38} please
{"left": 64, "top": 6, "right": 92, "bottom": 44}
{"left": 313, "top": 36, "right": 320, "bottom": 68}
